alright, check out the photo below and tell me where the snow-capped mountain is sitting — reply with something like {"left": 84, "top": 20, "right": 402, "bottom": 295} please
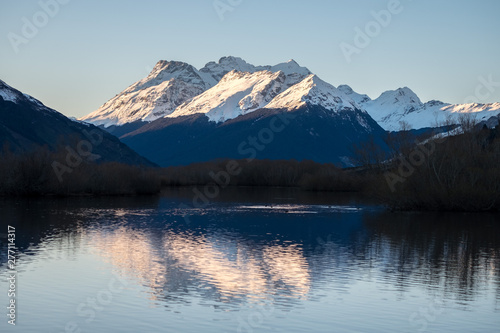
{"left": 168, "top": 70, "right": 288, "bottom": 122}
{"left": 265, "top": 75, "right": 359, "bottom": 112}
{"left": 337, "top": 85, "right": 371, "bottom": 105}
{"left": 0, "top": 79, "right": 154, "bottom": 166}
{"left": 342, "top": 85, "right": 500, "bottom": 131}
{"left": 167, "top": 71, "right": 370, "bottom": 125}
{"left": 80, "top": 56, "right": 311, "bottom": 127}
{"left": 363, "top": 87, "right": 423, "bottom": 127}
{"left": 0, "top": 79, "right": 47, "bottom": 109}
{"left": 79, "top": 55, "right": 500, "bottom": 133}
{"left": 80, "top": 60, "right": 216, "bottom": 127}
{"left": 120, "top": 72, "right": 386, "bottom": 167}
{"left": 199, "top": 56, "right": 259, "bottom": 82}
{"left": 268, "top": 59, "right": 312, "bottom": 77}
{"left": 398, "top": 101, "right": 500, "bottom": 131}
{"left": 199, "top": 56, "right": 311, "bottom": 83}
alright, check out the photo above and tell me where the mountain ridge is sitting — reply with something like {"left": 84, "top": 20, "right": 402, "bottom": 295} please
{"left": 0, "top": 79, "right": 155, "bottom": 167}
{"left": 79, "top": 56, "right": 500, "bottom": 132}
{"left": 80, "top": 56, "right": 312, "bottom": 127}
{"left": 344, "top": 85, "right": 500, "bottom": 130}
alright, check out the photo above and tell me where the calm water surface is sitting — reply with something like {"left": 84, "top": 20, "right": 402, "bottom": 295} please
{"left": 0, "top": 188, "right": 499, "bottom": 332}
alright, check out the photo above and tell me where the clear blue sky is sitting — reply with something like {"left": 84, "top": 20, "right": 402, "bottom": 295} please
{"left": 1, "top": 0, "right": 499, "bottom": 118}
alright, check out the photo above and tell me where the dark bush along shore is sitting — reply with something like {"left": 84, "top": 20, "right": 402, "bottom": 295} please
{"left": 0, "top": 146, "right": 160, "bottom": 196}
{"left": 1, "top": 120, "right": 499, "bottom": 211}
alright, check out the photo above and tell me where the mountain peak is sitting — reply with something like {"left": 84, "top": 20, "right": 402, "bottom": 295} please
{"left": 361, "top": 86, "right": 424, "bottom": 128}
{"left": 80, "top": 57, "right": 313, "bottom": 127}
{"left": 141, "top": 60, "right": 215, "bottom": 89}
{"left": 337, "top": 84, "right": 372, "bottom": 104}
{"left": 396, "top": 86, "right": 417, "bottom": 96}
{"left": 270, "top": 59, "right": 311, "bottom": 77}
{"left": 264, "top": 74, "right": 358, "bottom": 112}
{"left": 79, "top": 59, "right": 217, "bottom": 127}
{"left": 150, "top": 59, "right": 190, "bottom": 72}
{"left": 337, "top": 84, "right": 353, "bottom": 94}
{"left": 200, "top": 56, "right": 257, "bottom": 81}
{"left": 199, "top": 56, "right": 311, "bottom": 83}
{"left": 0, "top": 79, "right": 46, "bottom": 108}
{"left": 0, "top": 79, "right": 20, "bottom": 103}
{"left": 218, "top": 56, "right": 249, "bottom": 65}
{"left": 376, "top": 86, "right": 422, "bottom": 106}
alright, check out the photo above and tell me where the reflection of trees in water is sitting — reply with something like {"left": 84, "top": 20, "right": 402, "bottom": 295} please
{"left": 2, "top": 195, "right": 499, "bottom": 311}
{"left": 0, "top": 198, "right": 89, "bottom": 268}
{"left": 362, "top": 212, "right": 500, "bottom": 303}
{"left": 0, "top": 195, "right": 160, "bottom": 248}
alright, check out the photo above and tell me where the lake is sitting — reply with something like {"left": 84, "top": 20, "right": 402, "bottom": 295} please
{"left": 1, "top": 187, "right": 499, "bottom": 332}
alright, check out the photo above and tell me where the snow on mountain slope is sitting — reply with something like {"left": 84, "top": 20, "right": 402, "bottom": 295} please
{"left": 199, "top": 56, "right": 258, "bottom": 82}
{"left": 78, "top": 55, "right": 500, "bottom": 131}
{"left": 134, "top": 60, "right": 216, "bottom": 91}
{"left": 80, "top": 57, "right": 311, "bottom": 127}
{"left": 199, "top": 56, "right": 311, "bottom": 83}
{"left": 166, "top": 71, "right": 367, "bottom": 124}
{"left": 0, "top": 79, "right": 57, "bottom": 112}
{"left": 269, "top": 59, "right": 311, "bottom": 77}
{"left": 0, "top": 80, "right": 20, "bottom": 103}
{"left": 0, "top": 79, "right": 45, "bottom": 105}
{"left": 396, "top": 102, "right": 500, "bottom": 130}
{"left": 363, "top": 87, "right": 423, "bottom": 125}
{"left": 80, "top": 61, "right": 216, "bottom": 127}
{"left": 167, "top": 70, "right": 287, "bottom": 122}
{"left": 337, "top": 85, "right": 371, "bottom": 105}
{"left": 339, "top": 85, "right": 500, "bottom": 131}
{"left": 264, "top": 75, "right": 360, "bottom": 112}
{"left": 121, "top": 74, "right": 388, "bottom": 167}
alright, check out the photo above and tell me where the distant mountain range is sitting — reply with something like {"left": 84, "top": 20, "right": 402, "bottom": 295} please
{"left": 76, "top": 56, "right": 500, "bottom": 166}
{"left": 119, "top": 74, "right": 387, "bottom": 166}
{"left": 3, "top": 56, "right": 499, "bottom": 169}
{"left": 0, "top": 79, "right": 154, "bottom": 166}
{"left": 80, "top": 56, "right": 312, "bottom": 127}
{"left": 338, "top": 85, "right": 500, "bottom": 131}
{"left": 80, "top": 56, "right": 500, "bottom": 132}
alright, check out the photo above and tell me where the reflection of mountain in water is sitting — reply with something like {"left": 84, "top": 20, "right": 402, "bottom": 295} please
{"left": 85, "top": 226, "right": 311, "bottom": 305}
{"left": 1, "top": 193, "right": 499, "bottom": 311}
